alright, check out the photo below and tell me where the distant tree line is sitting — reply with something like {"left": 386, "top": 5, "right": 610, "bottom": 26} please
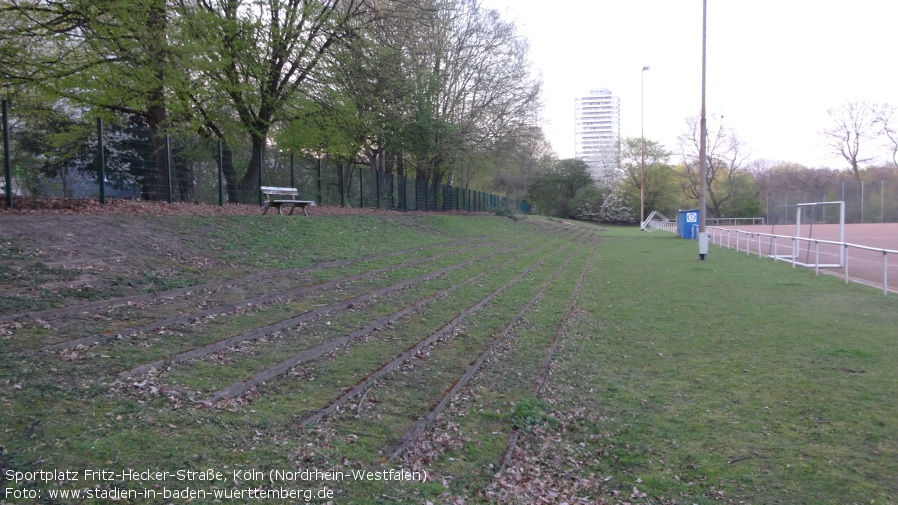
{"left": 3, "top": 3, "right": 897, "bottom": 224}
{"left": 527, "top": 104, "right": 898, "bottom": 225}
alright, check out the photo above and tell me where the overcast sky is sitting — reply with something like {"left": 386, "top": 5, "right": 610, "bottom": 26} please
{"left": 478, "top": 0, "right": 898, "bottom": 168}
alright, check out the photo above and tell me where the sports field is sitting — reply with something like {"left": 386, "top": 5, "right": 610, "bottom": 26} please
{"left": 1, "top": 212, "right": 896, "bottom": 503}
{"left": 709, "top": 223, "right": 898, "bottom": 294}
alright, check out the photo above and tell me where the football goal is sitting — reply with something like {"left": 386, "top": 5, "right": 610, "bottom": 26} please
{"left": 768, "top": 201, "right": 845, "bottom": 268}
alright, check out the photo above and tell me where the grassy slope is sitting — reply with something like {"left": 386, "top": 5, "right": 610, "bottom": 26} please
{"left": 0, "top": 215, "right": 896, "bottom": 504}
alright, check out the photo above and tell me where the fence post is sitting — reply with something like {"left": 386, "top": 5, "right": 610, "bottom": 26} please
{"left": 317, "top": 158, "right": 322, "bottom": 205}
{"left": 338, "top": 164, "right": 345, "bottom": 207}
{"left": 3, "top": 98, "right": 11, "bottom": 208}
{"left": 217, "top": 141, "right": 223, "bottom": 205}
{"left": 290, "top": 153, "right": 295, "bottom": 189}
{"left": 97, "top": 118, "right": 106, "bottom": 204}
{"left": 165, "top": 133, "right": 173, "bottom": 204}
{"left": 376, "top": 169, "right": 381, "bottom": 209}
{"left": 258, "top": 145, "right": 264, "bottom": 206}
{"left": 359, "top": 167, "right": 363, "bottom": 207}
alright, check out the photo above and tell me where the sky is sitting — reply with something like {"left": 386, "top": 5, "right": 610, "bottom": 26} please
{"left": 477, "top": 0, "right": 898, "bottom": 168}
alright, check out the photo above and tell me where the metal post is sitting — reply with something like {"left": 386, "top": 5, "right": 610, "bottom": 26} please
{"left": 338, "top": 164, "right": 344, "bottom": 207}
{"left": 217, "top": 141, "right": 223, "bottom": 205}
{"left": 258, "top": 145, "right": 264, "bottom": 206}
{"left": 844, "top": 245, "right": 850, "bottom": 283}
{"left": 840, "top": 201, "right": 846, "bottom": 266}
{"left": 3, "top": 99, "right": 11, "bottom": 208}
{"left": 640, "top": 66, "right": 649, "bottom": 227}
{"left": 165, "top": 133, "right": 173, "bottom": 204}
{"left": 97, "top": 118, "right": 106, "bottom": 204}
{"left": 359, "top": 167, "right": 363, "bottom": 207}
{"left": 290, "top": 153, "right": 295, "bottom": 189}
{"left": 815, "top": 242, "right": 820, "bottom": 276}
{"left": 697, "top": 0, "right": 709, "bottom": 260}
{"left": 317, "top": 158, "right": 322, "bottom": 204}
{"left": 884, "top": 252, "right": 889, "bottom": 296}
{"left": 861, "top": 180, "right": 864, "bottom": 223}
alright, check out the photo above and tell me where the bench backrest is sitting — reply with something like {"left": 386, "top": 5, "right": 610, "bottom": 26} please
{"left": 260, "top": 186, "right": 299, "bottom": 198}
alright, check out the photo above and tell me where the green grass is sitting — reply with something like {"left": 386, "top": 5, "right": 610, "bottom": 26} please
{"left": 1, "top": 217, "right": 896, "bottom": 504}
{"left": 539, "top": 228, "right": 898, "bottom": 503}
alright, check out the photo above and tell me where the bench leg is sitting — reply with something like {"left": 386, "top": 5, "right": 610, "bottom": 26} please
{"left": 262, "top": 201, "right": 271, "bottom": 215}
{"left": 288, "top": 204, "right": 297, "bottom": 215}
{"left": 302, "top": 204, "right": 309, "bottom": 216}
{"left": 277, "top": 203, "right": 285, "bottom": 216}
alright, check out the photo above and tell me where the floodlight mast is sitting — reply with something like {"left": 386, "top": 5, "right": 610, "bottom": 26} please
{"left": 698, "top": 0, "right": 709, "bottom": 260}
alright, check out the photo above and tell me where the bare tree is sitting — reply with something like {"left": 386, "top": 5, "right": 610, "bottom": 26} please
{"left": 399, "top": 0, "right": 541, "bottom": 185}
{"left": 876, "top": 103, "right": 898, "bottom": 168}
{"left": 822, "top": 100, "right": 881, "bottom": 197}
{"left": 677, "top": 114, "right": 750, "bottom": 217}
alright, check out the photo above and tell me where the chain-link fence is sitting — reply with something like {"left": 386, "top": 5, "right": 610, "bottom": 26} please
{"left": 762, "top": 179, "right": 897, "bottom": 225}
{"left": 1, "top": 110, "right": 530, "bottom": 214}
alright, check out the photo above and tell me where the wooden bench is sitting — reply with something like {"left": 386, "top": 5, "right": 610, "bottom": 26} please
{"left": 260, "top": 186, "right": 315, "bottom": 216}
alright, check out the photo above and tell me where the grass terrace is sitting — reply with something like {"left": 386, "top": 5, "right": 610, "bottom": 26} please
{"left": 0, "top": 215, "right": 895, "bottom": 504}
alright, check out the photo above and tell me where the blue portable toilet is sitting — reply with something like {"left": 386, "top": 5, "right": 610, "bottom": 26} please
{"left": 676, "top": 209, "right": 700, "bottom": 239}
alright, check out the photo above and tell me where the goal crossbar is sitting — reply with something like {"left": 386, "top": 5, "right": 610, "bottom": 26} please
{"left": 790, "top": 201, "right": 845, "bottom": 267}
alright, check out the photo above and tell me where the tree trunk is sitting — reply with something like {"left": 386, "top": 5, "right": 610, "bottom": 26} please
{"left": 237, "top": 134, "right": 266, "bottom": 204}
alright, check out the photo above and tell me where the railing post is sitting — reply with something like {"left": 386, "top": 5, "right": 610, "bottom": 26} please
{"left": 844, "top": 244, "right": 849, "bottom": 283}
{"left": 883, "top": 251, "right": 888, "bottom": 296}
{"left": 815, "top": 242, "right": 820, "bottom": 276}
{"left": 792, "top": 237, "right": 796, "bottom": 268}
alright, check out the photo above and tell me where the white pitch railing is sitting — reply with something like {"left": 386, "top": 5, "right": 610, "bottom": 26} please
{"left": 641, "top": 211, "right": 676, "bottom": 233}
{"left": 709, "top": 226, "right": 897, "bottom": 296}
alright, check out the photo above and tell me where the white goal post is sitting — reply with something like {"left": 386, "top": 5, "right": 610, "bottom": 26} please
{"left": 790, "top": 201, "right": 845, "bottom": 268}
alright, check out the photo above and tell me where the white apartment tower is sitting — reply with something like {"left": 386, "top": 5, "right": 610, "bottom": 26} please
{"left": 574, "top": 88, "right": 620, "bottom": 184}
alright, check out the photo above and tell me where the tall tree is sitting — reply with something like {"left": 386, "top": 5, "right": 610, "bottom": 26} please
{"left": 876, "top": 103, "right": 898, "bottom": 168}
{"left": 617, "top": 136, "right": 672, "bottom": 223}
{"left": 1, "top": 0, "right": 192, "bottom": 200}
{"left": 186, "top": 0, "right": 372, "bottom": 203}
{"left": 528, "top": 158, "right": 593, "bottom": 218}
{"left": 822, "top": 100, "right": 881, "bottom": 198}
{"left": 678, "top": 114, "right": 750, "bottom": 217}
{"left": 396, "top": 0, "right": 541, "bottom": 185}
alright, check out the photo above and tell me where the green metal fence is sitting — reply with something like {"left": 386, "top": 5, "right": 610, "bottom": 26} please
{"left": 0, "top": 111, "right": 531, "bottom": 214}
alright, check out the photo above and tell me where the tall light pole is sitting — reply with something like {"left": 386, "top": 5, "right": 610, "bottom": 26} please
{"left": 698, "top": 0, "right": 709, "bottom": 260}
{"left": 640, "top": 66, "right": 650, "bottom": 228}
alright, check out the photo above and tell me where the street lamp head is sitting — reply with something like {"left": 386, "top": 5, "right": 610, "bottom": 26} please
{"left": 642, "top": 66, "right": 650, "bottom": 71}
